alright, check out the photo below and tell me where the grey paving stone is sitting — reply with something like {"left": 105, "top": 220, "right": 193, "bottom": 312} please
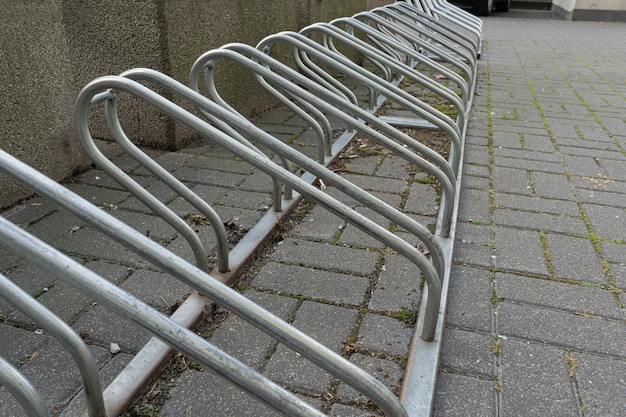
{"left": 456, "top": 188, "right": 491, "bottom": 225}
{"left": 0, "top": 324, "right": 51, "bottom": 365}
{"left": 0, "top": 342, "right": 110, "bottom": 417}
{"left": 2, "top": 196, "right": 60, "bottom": 227}
{"left": 120, "top": 269, "right": 190, "bottom": 311}
{"left": 264, "top": 301, "right": 358, "bottom": 392}
{"left": 270, "top": 238, "right": 379, "bottom": 276}
{"left": 599, "top": 241, "right": 626, "bottom": 264}
{"left": 253, "top": 262, "right": 369, "bottom": 306}
{"left": 213, "top": 204, "right": 265, "bottom": 230}
{"left": 492, "top": 166, "right": 531, "bottom": 195}
{"left": 573, "top": 352, "right": 626, "bottom": 417}
{"left": 494, "top": 193, "right": 581, "bottom": 217}
{"left": 455, "top": 222, "right": 491, "bottom": 246}
{"left": 499, "top": 339, "right": 579, "bottom": 417}
{"left": 494, "top": 227, "right": 549, "bottom": 276}
{"left": 71, "top": 306, "right": 152, "bottom": 353}
{"left": 210, "top": 291, "right": 298, "bottom": 368}
{"left": 496, "top": 273, "right": 621, "bottom": 319}
{"left": 329, "top": 403, "right": 376, "bottom": 417}
{"left": 576, "top": 189, "right": 626, "bottom": 208}
{"left": 369, "top": 255, "right": 421, "bottom": 312}
{"left": 187, "top": 154, "right": 257, "bottom": 175}
{"left": 159, "top": 368, "right": 283, "bottom": 417}
{"left": 292, "top": 204, "right": 344, "bottom": 242}
{"left": 404, "top": 182, "right": 440, "bottom": 216}
{"left": 445, "top": 265, "right": 493, "bottom": 333}
{"left": 173, "top": 165, "right": 247, "bottom": 188}
{"left": 496, "top": 302, "right": 626, "bottom": 357}
{"left": 65, "top": 183, "right": 131, "bottom": 208}
{"left": 164, "top": 225, "right": 217, "bottom": 266}
{"left": 494, "top": 208, "right": 587, "bottom": 235}
{"left": 25, "top": 208, "right": 85, "bottom": 245}
{"left": 339, "top": 173, "right": 407, "bottom": 194}
{"left": 55, "top": 228, "right": 154, "bottom": 269}
{"left": 433, "top": 372, "right": 495, "bottom": 417}
{"left": 118, "top": 180, "right": 182, "bottom": 214}
{"left": 357, "top": 314, "right": 412, "bottom": 357}
{"left": 336, "top": 354, "right": 403, "bottom": 403}
{"left": 341, "top": 155, "right": 381, "bottom": 175}
{"left": 376, "top": 154, "right": 413, "bottom": 180}
{"left": 546, "top": 234, "right": 608, "bottom": 284}
{"left": 439, "top": 328, "right": 494, "bottom": 378}
{"left": 583, "top": 203, "right": 626, "bottom": 242}
{"left": 531, "top": 172, "right": 577, "bottom": 200}
{"left": 83, "top": 260, "right": 133, "bottom": 285}
{"left": 59, "top": 352, "right": 134, "bottom": 417}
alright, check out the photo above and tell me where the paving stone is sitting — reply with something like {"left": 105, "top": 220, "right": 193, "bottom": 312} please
{"left": 531, "top": 172, "right": 577, "bottom": 200}
{"left": 496, "top": 273, "right": 621, "bottom": 319}
{"left": 456, "top": 188, "right": 491, "bottom": 225}
{"left": 210, "top": 291, "right": 298, "bottom": 368}
{"left": 494, "top": 227, "right": 548, "bottom": 276}
{"left": 218, "top": 189, "right": 272, "bottom": 211}
{"left": 499, "top": 339, "right": 579, "bottom": 417}
{"left": 445, "top": 265, "right": 493, "bottom": 333}
{"left": 575, "top": 352, "right": 626, "bottom": 417}
{"left": 329, "top": 403, "right": 375, "bottom": 417}
{"left": 404, "top": 182, "right": 440, "bottom": 216}
{"left": 187, "top": 154, "right": 257, "bottom": 175}
{"left": 339, "top": 173, "right": 407, "bottom": 194}
{"left": 71, "top": 306, "right": 152, "bottom": 353}
{"left": 0, "top": 341, "right": 110, "bottom": 417}
{"left": 440, "top": 328, "right": 494, "bottom": 378}
{"left": 120, "top": 269, "right": 190, "bottom": 311}
{"left": 357, "top": 313, "right": 412, "bottom": 357}
{"left": 24, "top": 208, "right": 86, "bottom": 245}
{"left": 0, "top": 324, "right": 51, "bottom": 365}
{"left": 433, "top": 372, "right": 495, "bottom": 417}
{"left": 55, "top": 228, "right": 154, "bottom": 269}
{"left": 159, "top": 368, "right": 282, "bottom": 417}
{"left": 59, "top": 352, "right": 134, "bottom": 417}
{"left": 292, "top": 204, "right": 344, "bottom": 242}
{"left": 341, "top": 155, "right": 381, "bottom": 175}
{"left": 270, "top": 238, "right": 379, "bottom": 276}
{"left": 264, "top": 302, "right": 358, "bottom": 392}
{"left": 369, "top": 255, "right": 421, "bottom": 312}
{"left": 494, "top": 208, "right": 587, "bottom": 235}
{"left": 496, "top": 302, "right": 626, "bottom": 357}
{"left": 376, "top": 154, "right": 413, "bottom": 180}
{"left": 173, "top": 165, "right": 247, "bottom": 188}
{"left": 492, "top": 166, "right": 532, "bottom": 195}
{"left": 2, "top": 196, "right": 60, "bottom": 227}
{"left": 494, "top": 193, "right": 581, "bottom": 217}
{"left": 336, "top": 354, "right": 403, "bottom": 403}
{"left": 546, "top": 234, "right": 608, "bottom": 285}
{"left": 253, "top": 262, "right": 369, "bottom": 306}
{"left": 583, "top": 203, "right": 626, "bottom": 242}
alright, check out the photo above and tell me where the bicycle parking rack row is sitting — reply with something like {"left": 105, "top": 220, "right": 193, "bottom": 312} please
{"left": 0, "top": 1, "right": 482, "bottom": 415}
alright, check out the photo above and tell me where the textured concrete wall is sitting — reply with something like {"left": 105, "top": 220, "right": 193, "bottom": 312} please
{"left": 0, "top": 0, "right": 91, "bottom": 208}
{"left": 0, "top": 0, "right": 368, "bottom": 209}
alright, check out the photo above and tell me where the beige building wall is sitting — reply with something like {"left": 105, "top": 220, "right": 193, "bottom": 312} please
{"left": 0, "top": 0, "right": 369, "bottom": 209}
{"left": 552, "top": 0, "right": 626, "bottom": 20}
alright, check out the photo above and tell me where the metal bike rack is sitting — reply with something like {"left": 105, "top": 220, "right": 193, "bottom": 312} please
{"left": 400, "top": 0, "right": 483, "bottom": 57}
{"left": 0, "top": 148, "right": 409, "bottom": 417}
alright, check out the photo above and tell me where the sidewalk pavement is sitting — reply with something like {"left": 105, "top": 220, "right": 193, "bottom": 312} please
{"left": 1, "top": 7, "right": 625, "bottom": 417}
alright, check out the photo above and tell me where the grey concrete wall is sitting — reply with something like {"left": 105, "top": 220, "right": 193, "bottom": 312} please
{"left": 552, "top": 0, "right": 626, "bottom": 20}
{"left": 0, "top": 0, "right": 91, "bottom": 208}
{"left": 0, "top": 0, "right": 368, "bottom": 209}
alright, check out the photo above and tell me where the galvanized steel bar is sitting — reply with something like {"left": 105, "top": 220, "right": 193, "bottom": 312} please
{"left": 0, "top": 355, "right": 50, "bottom": 417}
{"left": 0, "top": 149, "right": 409, "bottom": 417}
{"left": 0, "top": 274, "right": 107, "bottom": 417}
{"left": 191, "top": 44, "right": 457, "bottom": 239}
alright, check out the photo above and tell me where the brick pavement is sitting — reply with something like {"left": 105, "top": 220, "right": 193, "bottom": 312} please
{"left": 434, "top": 8, "right": 626, "bottom": 417}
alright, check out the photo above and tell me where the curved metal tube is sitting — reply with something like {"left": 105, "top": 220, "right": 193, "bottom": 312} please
{"left": 75, "top": 74, "right": 442, "bottom": 403}
{"left": 0, "top": 355, "right": 50, "bottom": 417}
{"left": 322, "top": 19, "right": 469, "bottom": 99}
{"left": 83, "top": 93, "right": 215, "bottom": 274}
{"left": 102, "top": 96, "right": 230, "bottom": 272}
{"left": 189, "top": 48, "right": 448, "bottom": 269}
{"left": 0, "top": 217, "right": 325, "bottom": 417}
{"left": 0, "top": 275, "right": 106, "bottom": 417}
{"left": 2, "top": 140, "right": 413, "bottom": 414}
{"left": 297, "top": 22, "right": 469, "bottom": 122}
